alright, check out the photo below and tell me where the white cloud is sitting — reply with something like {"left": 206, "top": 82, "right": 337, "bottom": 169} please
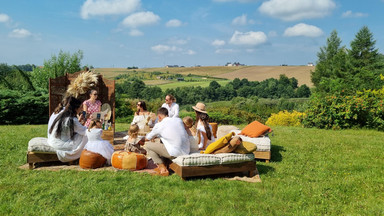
{"left": 121, "top": 11, "right": 160, "bottom": 28}
{"left": 342, "top": 10, "right": 368, "bottom": 18}
{"left": 151, "top": 44, "right": 181, "bottom": 54}
{"left": 212, "top": 39, "right": 226, "bottom": 46}
{"left": 0, "top": 13, "right": 10, "bottom": 23}
{"left": 9, "top": 28, "right": 32, "bottom": 38}
{"left": 129, "top": 29, "right": 143, "bottom": 36}
{"left": 168, "top": 37, "right": 188, "bottom": 45}
{"left": 283, "top": 23, "right": 323, "bottom": 37}
{"left": 259, "top": 0, "right": 336, "bottom": 21}
{"left": 232, "top": 14, "right": 247, "bottom": 26}
{"left": 81, "top": 0, "right": 140, "bottom": 19}
{"left": 185, "top": 50, "right": 196, "bottom": 55}
{"left": 229, "top": 31, "right": 267, "bottom": 46}
{"left": 268, "top": 31, "right": 278, "bottom": 37}
{"left": 215, "top": 49, "right": 237, "bottom": 54}
{"left": 166, "top": 19, "right": 182, "bottom": 27}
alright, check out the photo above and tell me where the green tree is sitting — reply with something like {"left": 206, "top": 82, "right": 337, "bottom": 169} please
{"left": 311, "top": 30, "right": 349, "bottom": 93}
{"left": 348, "top": 26, "right": 383, "bottom": 90}
{"left": 31, "top": 50, "right": 84, "bottom": 91}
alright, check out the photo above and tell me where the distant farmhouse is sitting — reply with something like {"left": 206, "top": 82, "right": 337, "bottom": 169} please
{"left": 225, "top": 62, "right": 245, "bottom": 66}
{"left": 307, "top": 62, "right": 315, "bottom": 66}
{"left": 165, "top": 65, "right": 179, "bottom": 68}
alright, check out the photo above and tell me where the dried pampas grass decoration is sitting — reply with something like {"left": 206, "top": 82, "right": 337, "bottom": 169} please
{"left": 66, "top": 71, "right": 98, "bottom": 98}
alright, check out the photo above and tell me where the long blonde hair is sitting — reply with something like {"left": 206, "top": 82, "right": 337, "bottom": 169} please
{"left": 128, "top": 124, "right": 139, "bottom": 139}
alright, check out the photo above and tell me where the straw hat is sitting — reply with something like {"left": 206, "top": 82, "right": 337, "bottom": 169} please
{"left": 192, "top": 102, "right": 207, "bottom": 113}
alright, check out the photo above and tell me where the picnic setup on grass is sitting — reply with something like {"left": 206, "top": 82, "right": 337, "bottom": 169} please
{"left": 26, "top": 70, "right": 272, "bottom": 181}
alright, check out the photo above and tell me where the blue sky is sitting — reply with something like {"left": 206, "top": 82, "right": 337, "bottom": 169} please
{"left": 1, "top": 0, "right": 384, "bottom": 68}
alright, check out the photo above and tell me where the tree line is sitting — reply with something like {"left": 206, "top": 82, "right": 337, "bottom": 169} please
{"left": 116, "top": 74, "right": 311, "bottom": 106}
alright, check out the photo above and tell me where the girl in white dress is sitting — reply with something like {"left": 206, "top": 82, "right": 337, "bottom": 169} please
{"left": 84, "top": 120, "right": 114, "bottom": 165}
{"left": 192, "top": 102, "right": 215, "bottom": 150}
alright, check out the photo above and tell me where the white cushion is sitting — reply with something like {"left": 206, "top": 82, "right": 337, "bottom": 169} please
{"left": 230, "top": 129, "right": 271, "bottom": 152}
{"left": 216, "top": 153, "right": 255, "bottom": 164}
{"left": 172, "top": 153, "right": 221, "bottom": 166}
{"left": 28, "top": 137, "right": 56, "bottom": 153}
{"left": 172, "top": 153, "right": 254, "bottom": 167}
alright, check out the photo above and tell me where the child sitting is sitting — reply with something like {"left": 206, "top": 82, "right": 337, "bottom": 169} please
{"left": 183, "top": 116, "right": 199, "bottom": 152}
{"left": 84, "top": 120, "right": 114, "bottom": 165}
{"left": 125, "top": 124, "right": 146, "bottom": 154}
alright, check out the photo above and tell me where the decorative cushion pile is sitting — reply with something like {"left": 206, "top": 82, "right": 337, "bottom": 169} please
{"left": 111, "top": 151, "right": 148, "bottom": 170}
{"left": 231, "top": 129, "right": 271, "bottom": 152}
{"left": 79, "top": 149, "right": 106, "bottom": 169}
{"left": 172, "top": 153, "right": 254, "bottom": 167}
{"left": 234, "top": 141, "right": 257, "bottom": 154}
{"left": 28, "top": 137, "right": 56, "bottom": 153}
{"left": 239, "top": 120, "right": 272, "bottom": 138}
{"left": 203, "top": 132, "right": 234, "bottom": 154}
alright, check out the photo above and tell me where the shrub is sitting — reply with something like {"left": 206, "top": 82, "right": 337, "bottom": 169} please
{"left": 266, "top": 110, "right": 305, "bottom": 127}
{"left": 302, "top": 90, "right": 384, "bottom": 130}
{"left": 0, "top": 90, "right": 48, "bottom": 124}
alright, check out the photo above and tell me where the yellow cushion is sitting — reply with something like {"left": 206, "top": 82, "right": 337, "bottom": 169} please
{"left": 234, "top": 141, "right": 257, "bottom": 154}
{"left": 239, "top": 120, "right": 272, "bottom": 138}
{"left": 203, "top": 132, "right": 234, "bottom": 154}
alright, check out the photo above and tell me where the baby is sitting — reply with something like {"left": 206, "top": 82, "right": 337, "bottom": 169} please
{"left": 125, "top": 124, "right": 146, "bottom": 154}
{"left": 183, "top": 116, "right": 199, "bottom": 153}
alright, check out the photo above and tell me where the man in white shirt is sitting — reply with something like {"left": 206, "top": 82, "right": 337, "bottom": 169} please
{"left": 144, "top": 107, "right": 189, "bottom": 176}
{"left": 161, "top": 94, "right": 179, "bottom": 118}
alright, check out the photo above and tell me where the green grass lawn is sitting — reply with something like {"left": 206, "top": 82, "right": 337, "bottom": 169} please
{"left": 1, "top": 125, "right": 383, "bottom": 215}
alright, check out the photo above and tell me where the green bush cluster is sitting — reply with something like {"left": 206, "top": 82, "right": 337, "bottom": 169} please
{"left": 302, "top": 90, "right": 384, "bottom": 130}
{"left": 0, "top": 90, "right": 49, "bottom": 124}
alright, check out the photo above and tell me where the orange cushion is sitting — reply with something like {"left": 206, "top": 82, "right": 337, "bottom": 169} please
{"left": 239, "top": 121, "right": 272, "bottom": 138}
{"left": 111, "top": 151, "right": 148, "bottom": 170}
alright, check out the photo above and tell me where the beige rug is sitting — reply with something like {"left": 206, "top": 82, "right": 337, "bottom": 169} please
{"left": 19, "top": 162, "right": 261, "bottom": 183}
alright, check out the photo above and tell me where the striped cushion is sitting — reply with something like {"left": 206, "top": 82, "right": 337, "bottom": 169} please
{"left": 172, "top": 153, "right": 254, "bottom": 167}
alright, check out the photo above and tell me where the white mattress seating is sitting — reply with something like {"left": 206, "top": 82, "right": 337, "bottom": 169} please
{"left": 28, "top": 137, "right": 56, "bottom": 153}
{"left": 230, "top": 129, "right": 271, "bottom": 152}
{"left": 172, "top": 153, "right": 254, "bottom": 167}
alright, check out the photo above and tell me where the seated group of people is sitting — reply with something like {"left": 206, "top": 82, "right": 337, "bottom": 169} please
{"left": 127, "top": 95, "right": 216, "bottom": 176}
{"left": 47, "top": 92, "right": 215, "bottom": 176}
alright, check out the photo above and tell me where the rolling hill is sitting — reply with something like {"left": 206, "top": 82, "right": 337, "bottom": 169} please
{"left": 94, "top": 65, "right": 314, "bottom": 87}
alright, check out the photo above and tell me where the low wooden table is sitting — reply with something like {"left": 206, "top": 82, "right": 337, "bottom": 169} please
{"left": 169, "top": 161, "right": 256, "bottom": 180}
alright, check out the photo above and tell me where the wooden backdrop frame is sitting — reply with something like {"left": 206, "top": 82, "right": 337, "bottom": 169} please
{"left": 49, "top": 71, "right": 115, "bottom": 144}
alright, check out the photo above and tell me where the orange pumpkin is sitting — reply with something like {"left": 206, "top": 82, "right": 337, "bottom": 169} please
{"left": 79, "top": 149, "right": 106, "bottom": 169}
{"left": 111, "top": 151, "right": 148, "bottom": 170}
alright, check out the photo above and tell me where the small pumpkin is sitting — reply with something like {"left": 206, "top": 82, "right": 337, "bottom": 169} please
{"left": 111, "top": 151, "right": 148, "bottom": 170}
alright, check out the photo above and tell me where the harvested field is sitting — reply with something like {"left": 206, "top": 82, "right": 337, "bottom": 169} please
{"left": 94, "top": 66, "right": 314, "bottom": 87}
{"left": 214, "top": 66, "right": 314, "bottom": 87}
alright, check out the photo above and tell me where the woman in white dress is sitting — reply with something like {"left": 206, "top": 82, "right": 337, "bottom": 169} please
{"left": 131, "top": 101, "right": 155, "bottom": 129}
{"left": 84, "top": 120, "right": 114, "bottom": 165}
{"left": 192, "top": 102, "right": 215, "bottom": 150}
{"left": 48, "top": 96, "right": 88, "bottom": 162}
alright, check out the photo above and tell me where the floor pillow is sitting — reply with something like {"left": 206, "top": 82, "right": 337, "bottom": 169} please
{"left": 79, "top": 149, "right": 106, "bottom": 169}
{"left": 239, "top": 120, "right": 272, "bottom": 138}
{"left": 111, "top": 151, "right": 148, "bottom": 170}
{"left": 203, "top": 132, "right": 234, "bottom": 154}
